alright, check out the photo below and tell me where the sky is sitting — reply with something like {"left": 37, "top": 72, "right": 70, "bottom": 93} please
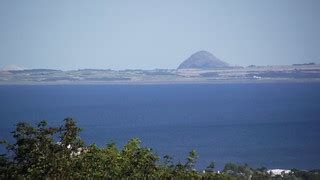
{"left": 0, "top": 0, "right": 320, "bottom": 70}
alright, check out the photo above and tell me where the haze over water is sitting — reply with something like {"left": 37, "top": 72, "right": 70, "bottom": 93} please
{"left": 1, "top": 83, "right": 319, "bottom": 170}
{"left": 1, "top": 0, "right": 320, "bottom": 70}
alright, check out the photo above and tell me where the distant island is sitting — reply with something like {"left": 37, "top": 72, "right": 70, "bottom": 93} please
{"left": 1, "top": 51, "right": 320, "bottom": 84}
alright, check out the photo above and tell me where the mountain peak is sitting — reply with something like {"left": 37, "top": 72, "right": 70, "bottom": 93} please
{"left": 178, "top": 51, "right": 229, "bottom": 69}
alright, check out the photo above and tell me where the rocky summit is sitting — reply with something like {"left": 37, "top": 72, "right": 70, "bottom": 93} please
{"left": 178, "top": 51, "right": 229, "bottom": 69}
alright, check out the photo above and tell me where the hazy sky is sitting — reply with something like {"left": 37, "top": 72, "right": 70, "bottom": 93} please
{"left": 0, "top": 0, "right": 320, "bottom": 70}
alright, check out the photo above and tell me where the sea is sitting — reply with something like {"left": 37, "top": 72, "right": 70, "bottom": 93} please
{"left": 0, "top": 83, "right": 320, "bottom": 170}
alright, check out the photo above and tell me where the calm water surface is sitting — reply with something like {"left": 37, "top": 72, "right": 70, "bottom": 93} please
{"left": 0, "top": 83, "right": 319, "bottom": 169}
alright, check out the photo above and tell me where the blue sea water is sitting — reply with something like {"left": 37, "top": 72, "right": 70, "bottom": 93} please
{"left": 0, "top": 83, "right": 320, "bottom": 170}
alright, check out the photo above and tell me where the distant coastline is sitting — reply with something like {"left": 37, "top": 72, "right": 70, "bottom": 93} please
{"left": 1, "top": 50, "right": 319, "bottom": 85}
{"left": 1, "top": 64, "right": 320, "bottom": 85}
{"left": 1, "top": 78, "right": 320, "bottom": 86}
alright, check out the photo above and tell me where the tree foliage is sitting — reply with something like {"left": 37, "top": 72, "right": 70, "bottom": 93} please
{"left": 1, "top": 118, "right": 319, "bottom": 179}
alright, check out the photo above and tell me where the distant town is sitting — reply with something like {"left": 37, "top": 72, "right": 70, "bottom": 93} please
{"left": 1, "top": 51, "right": 320, "bottom": 84}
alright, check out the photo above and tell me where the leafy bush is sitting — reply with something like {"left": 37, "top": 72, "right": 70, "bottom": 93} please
{"left": 1, "top": 118, "right": 319, "bottom": 179}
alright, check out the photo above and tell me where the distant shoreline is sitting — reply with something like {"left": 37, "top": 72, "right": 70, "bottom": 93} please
{"left": 1, "top": 78, "right": 320, "bottom": 85}
{"left": 2, "top": 64, "right": 320, "bottom": 85}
